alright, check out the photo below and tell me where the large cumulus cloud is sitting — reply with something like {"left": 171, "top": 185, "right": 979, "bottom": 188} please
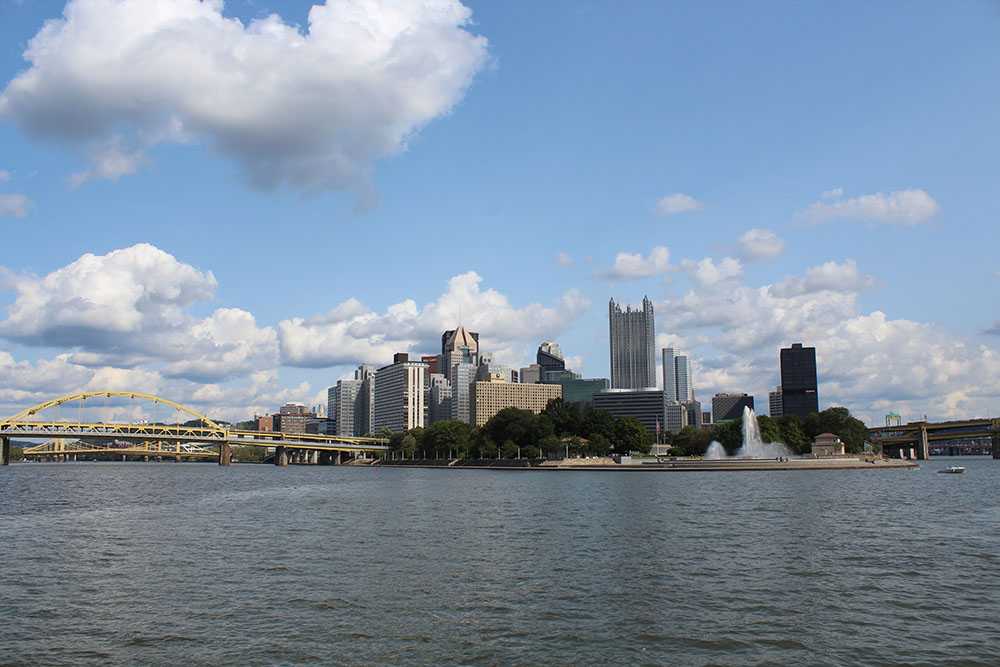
{"left": 0, "top": 0, "right": 488, "bottom": 193}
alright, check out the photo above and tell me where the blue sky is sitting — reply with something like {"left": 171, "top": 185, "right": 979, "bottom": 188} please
{"left": 0, "top": 0, "right": 998, "bottom": 424}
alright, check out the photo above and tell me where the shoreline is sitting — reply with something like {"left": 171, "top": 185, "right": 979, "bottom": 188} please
{"left": 370, "top": 457, "right": 919, "bottom": 472}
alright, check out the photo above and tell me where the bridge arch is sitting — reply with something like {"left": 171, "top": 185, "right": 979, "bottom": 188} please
{"left": 0, "top": 391, "right": 226, "bottom": 433}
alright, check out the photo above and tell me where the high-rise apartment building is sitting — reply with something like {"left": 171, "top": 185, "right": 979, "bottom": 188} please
{"left": 373, "top": 354, "right": 427, "bottom": 433}
{"left": 779, "top": 343, "right": 818, "bottom": 417}
{"left": 609, "top": 297, "right": 656, "bottom": 389}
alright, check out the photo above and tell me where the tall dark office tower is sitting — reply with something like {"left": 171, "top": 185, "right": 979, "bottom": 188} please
{"left": 779, "top": 343, "right": 819, "bottom": 416}
{"left": 608, "top": 297, "right": 656, "bottom": 389}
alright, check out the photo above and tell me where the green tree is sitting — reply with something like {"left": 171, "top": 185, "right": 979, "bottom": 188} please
{"left": 501, "top": 440, "right": 519, "bottom": 459}
{"left": 777, "top": 416, "right": 810, "bottom": 454}
{"left": 711, "top": 420, "right": 743, "bottom": 454}
{"left": 543, "top": 398, "right": 583, "bottom": 436}
{"left": 424, "top": 420, "right": 473, "bottom": 459}
{"left": 587, "top": 433, "right": 612, "bottom": 456}
{"left": 756, "top": 415, "right": 782, "bottom": 445}
{"left": 671, "top": 426, "right": 713, "bottom": 456}
{"left": 582, "top": 406, "right": 617, "bottom": 441}
{"left": 400, "top": 433, "right": 418, "bottom": 458}
{"left": 615, "top": 417, "right": 652, "bottom": 454}
{"left": 483, "top": 408, "right": 538, "bottom": 449}
{"left": 540, "top": 434, "right": 562, "bottom": 458}
{"left": 805, "top": 407, "right": 868, "bottom": 453}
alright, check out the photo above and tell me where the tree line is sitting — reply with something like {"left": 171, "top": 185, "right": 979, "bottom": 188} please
{"left": 385, "top": 399, "right": 654, "bottom": 460}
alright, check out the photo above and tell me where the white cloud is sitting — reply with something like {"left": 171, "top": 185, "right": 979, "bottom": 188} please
{"left": 805, "top": 189, "right": 940, "bottom": 226}
{"left": 69, "top": 139, "right": 145, "bottom": 187}
{"left": 280, "top": 271, "right": 590, "bottom": 368}
{"left": 0, "top": 0, "right": 488, "bottom": 194}
{"left": 0, "top": 244, "right": 277, "bottom": 382}
{"left": 563, "top": 354, "right": 585, "bottom": 375}
{"left": 681, "top": 257, "right": 743, "bottom": 286}
{"left": 660, "top": 259, "right": 1000, "bottom": 423}
{"left": 655, "top": 193, "right": 702, "bottom": 217}
{"left": 1, "top": 243, "right": 216, "bottom": 341}
{"left": 0, "top": 193, "right": 29, "bottom": 218}
{"left": 556, "top": 251, "right": 573, "bottom": 267}
{"left": 737, "top": 228, "right": 784, "bottom": 261}
{"left": 821, "top": 187, "right": 843, "bottom": 199}
{"left": 769, "top": 260, "right": 874, "bottom": 298}
{"left": 0, "top": 170, "right": 10, "bottom": 182}
{"left": 602, "top": 246, "right": 671, "bottom": 280}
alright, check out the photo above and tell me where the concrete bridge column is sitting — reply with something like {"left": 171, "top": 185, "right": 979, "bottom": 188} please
{"left": 1, "top": 437, "right": 10, "bottom": 466}
{"left": 336, "top": 451, "right": 342, "bottom": 465}
{"left": 218, "top": 442, "right": 232, "bottom": 466}
{"left": 918, "top": 427, "right": 930, "bottom": 460}
{"left": 992, "top": 422, "right": 1000, "bottom": 460}
{"left": 275, "top": 446, "right": 288, "bottom": 467}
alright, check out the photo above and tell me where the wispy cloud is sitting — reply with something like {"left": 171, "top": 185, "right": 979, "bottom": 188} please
{"left": 655, "top": 193, "right": 702, "bottom": 217}
{"left": 601, "top": 246, "right": 671, "bottom": 280}
{"left": 805, "top": 188, "right": 939, "bottom": 226}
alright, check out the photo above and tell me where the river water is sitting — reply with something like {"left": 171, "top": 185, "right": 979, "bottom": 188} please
{"left": 1, "top": 458, "right": 998, "bottom": 666}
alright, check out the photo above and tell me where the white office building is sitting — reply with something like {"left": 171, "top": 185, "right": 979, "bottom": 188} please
{"left": 373, "top": 355, "right": 427, "bottom": 433}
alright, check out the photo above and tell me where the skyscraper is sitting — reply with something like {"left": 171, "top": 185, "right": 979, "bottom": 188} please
{"left": 333, "top": 378, "right": 361, "bottom": 437}
{"left": 355, "top": 364, "right": 376, "bottom": 435}
{"left": 609, "top": 297, "right": 656, "bottom": 389}
{"left": 779, "top": 343, "right": 818, "bottom": 416}
{"left": 449, "top": 362, "right": 478, "bottom": 424}
{"left": 769, "top": 386, "right": 783, "bottom": 418}
{"left": 662, "top": 347, "right": 677, "bottom": 402}
{"left": 373, "top": 354, "right": 427, "bottom": 433}
{"left": 674, "top": 355, "right": 693, "bottom": 402}
{"left": 441, "top": 326, "right": 479, "bottom": 384}
{"left": 537, "top": 340, "right": 566, "bottom": 378}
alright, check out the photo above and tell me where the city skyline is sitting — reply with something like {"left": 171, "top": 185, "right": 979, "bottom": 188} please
{"left": 0, "top": 1, "right": 998, "bottom": 426}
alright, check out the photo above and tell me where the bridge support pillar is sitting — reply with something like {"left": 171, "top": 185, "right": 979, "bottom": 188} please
{"left": 219, "top": 442, "right": 232, "bottom": 466}
{"left": 336, "top": 451, "right": 342, "bottom": 465}
{"left": 275, "top": 446, "right": 288, "bottom": 467}
{"left": 992, "top": 424, "right": 1000, "bottom": 460}
{"left": 1, "top": 437, "right": 10, "bottom": 466}
{"left": 918, "top": 427, "right": 930, "bottom": 460}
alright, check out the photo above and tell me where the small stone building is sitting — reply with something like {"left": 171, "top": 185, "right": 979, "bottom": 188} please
{"left": 812, "top": 432, "right": 845, "bottom": 457}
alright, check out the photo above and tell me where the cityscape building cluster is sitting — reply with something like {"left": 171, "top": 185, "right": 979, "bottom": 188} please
{"left": 248, "top": 298, "right": 820, "bottom": 437}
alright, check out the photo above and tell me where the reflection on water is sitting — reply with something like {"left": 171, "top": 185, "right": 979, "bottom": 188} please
{"left": 2, "top": 459, "right": 999, "bottom": 666}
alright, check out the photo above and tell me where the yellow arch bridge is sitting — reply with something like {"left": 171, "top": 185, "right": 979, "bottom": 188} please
{"left": 0, "top": 391, "right": 388, "bottom": 467}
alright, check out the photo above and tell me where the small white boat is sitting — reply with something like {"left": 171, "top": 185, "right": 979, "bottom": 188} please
{"left": 938, "top": 465, "right": 966, "bottom": 474}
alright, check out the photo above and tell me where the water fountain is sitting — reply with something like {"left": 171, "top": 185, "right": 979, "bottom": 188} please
{"left": 704, "top": 406, "right": 792, "bottom": 460}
